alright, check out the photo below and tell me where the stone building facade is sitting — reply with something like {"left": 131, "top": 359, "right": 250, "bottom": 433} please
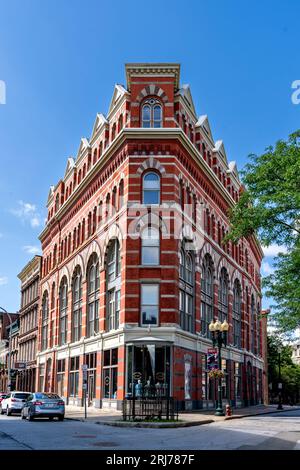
{"left": 37, "top": 63, "right": 266, "bottom": 410}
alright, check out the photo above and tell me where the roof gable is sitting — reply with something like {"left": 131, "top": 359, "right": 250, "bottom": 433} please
{"left": 64, "top": 157, "right": 75, "bottom": 178}
{"left": 90, "top": 113, "right": 108, "bottom": 140}
{"left": 213, "top": 140, "right": 228, "bottom": 165}
{"left": 76, "top": 137, "right": 90, "bottom": 160}
{"left": 178, "top": 84, "right": 197, "bottom": 117}
{"left": 108, "top": 84, "right": 128, "bottom": 115}
{"left": 196, "top": 114, "right": 214, "bottom": 141}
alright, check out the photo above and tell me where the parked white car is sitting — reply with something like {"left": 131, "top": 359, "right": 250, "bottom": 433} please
{"left": 0, "top": 391, "right": 31, "bottom": 416}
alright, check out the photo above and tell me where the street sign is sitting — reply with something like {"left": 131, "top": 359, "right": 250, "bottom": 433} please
{"left": 15, "top": 362, "right": 26, "bottom": 370}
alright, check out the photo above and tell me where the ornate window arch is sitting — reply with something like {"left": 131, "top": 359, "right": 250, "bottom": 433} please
{"left": 201, "top": 254, "right": 214, "bottom": 337}
{"left": 41, "top": 291, "right": 49, "bottom": 351}
{"left": 218, "top": 267, "right": 228, "bottom": 323}
{"left": 87, "top": 253, "right": 100, "bottom": 337}
{"left": 142, "top": 98, "right": 162, "bottom": 128}
{"left": 143, "top": 171, "right": 160, "bottom": 205}
{"left": 179, "top": 241, "right": 195, "bottom": 332}
{"left": 72, "top": 266, "right": 82, "bottom": 342}
{"left": 59, "top": 277, "right": 68, "bottom": 346}
{"left": 233, "top": 279, "right": 242, "bottom": 348}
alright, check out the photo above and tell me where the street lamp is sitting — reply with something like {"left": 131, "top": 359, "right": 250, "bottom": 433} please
{"left": 277, "top": 344, "right": 283, "bottom": 410}
{"left": 0, "top": 307, "right": 19, "bottom": 393}
{"left": 209, "top": 318, "right": 229, "bottom": 416}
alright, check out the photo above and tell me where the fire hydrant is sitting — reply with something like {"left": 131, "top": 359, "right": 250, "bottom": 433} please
{"left": 226, "top": 404, "right": 232, "bottom": 417}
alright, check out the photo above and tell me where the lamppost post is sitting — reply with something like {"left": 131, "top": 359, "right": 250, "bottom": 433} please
{"left": 209, "top": 318, "right": 229, "bottom": 417}
{"left": 277, "top": 345, "right": 283, "bottom": 410}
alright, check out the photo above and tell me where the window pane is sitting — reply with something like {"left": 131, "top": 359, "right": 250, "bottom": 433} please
{"left": 142, "top": 246, "right": 159, "bottom": 265}
{"left": 111, "top": 348, "right": 118, "bottom": 365}
{"left": 141, "top": 285, "right": 158, "bottom": 305}
{"left": 144, "top": 173, "right": 160, "bottom": 188}
{"left": 142, "top": 306, "right": 158, "bottom": 325}
{"left": 143, "top": 190, "right": 159, "bottom": 204}
{"left": 142, "top": 105, "right": 150, "bottom": 121}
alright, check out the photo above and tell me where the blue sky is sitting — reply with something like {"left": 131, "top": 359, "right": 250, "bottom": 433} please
{"left": 0, "top": 0, "right": 299, "bottom": 312}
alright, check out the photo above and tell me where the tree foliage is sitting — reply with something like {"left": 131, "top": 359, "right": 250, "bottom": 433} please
{"left": 226, "top": 131, "right": 300, "bottom": 333}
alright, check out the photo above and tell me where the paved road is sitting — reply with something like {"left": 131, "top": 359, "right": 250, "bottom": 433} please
{"left": 0, "top": 409, "right": 300, "bottom": 450}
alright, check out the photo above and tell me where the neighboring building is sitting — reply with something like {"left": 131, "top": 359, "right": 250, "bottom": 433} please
{"left": 17, "top": 256, "right": 42, "bottom": 392}
{"left": 37, "top": 63, "right": 265, "bottom": 410}
{"left": 0, "top": 313, "right": 18, "bottom": 392}
{"left": 292, "top": 343, "right": 300, "bottom": 366}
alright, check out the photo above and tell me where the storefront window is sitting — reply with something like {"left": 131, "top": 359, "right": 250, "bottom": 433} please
{"left": 234, "top": 362, "right": 242, "bottom": 403}
{"left": 126, "top": 345, "right": 170, "bottom": 396}
{"left": 69, "top": 356, "right": 80, "bottom": 397}
{"left": 56, "top": 359, "right": 65, "bottom": 397}
{"left": 103, "top": 348, "right": 118, "bottom": 399}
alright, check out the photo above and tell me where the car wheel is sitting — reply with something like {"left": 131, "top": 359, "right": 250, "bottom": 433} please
{"left": 58, "top": 415, "right": 64, "bottom": 421}
{"left": 28, "top": 411, "right": 34, "bottom": 421}
{"left": 0, "top": 406, "right": 4, "bottom": 415}
{"left": 21, "top": 410, "right": 26, "bottom": 420}
{"left": 6, "top": 407, "right": 12, "bottom": 416}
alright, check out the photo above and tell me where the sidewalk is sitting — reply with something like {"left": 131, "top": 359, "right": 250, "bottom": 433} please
{"left": 65, "top": 404, "right": 300, "bottom": 428}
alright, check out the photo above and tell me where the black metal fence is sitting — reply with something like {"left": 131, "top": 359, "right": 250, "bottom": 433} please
{"left": 122, "top": 383, "right": 178, "bottom": 421}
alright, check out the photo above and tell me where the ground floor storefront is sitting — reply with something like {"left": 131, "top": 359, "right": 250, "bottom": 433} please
{"left": 36, "top": 329, "right": 265, "bottom": 411}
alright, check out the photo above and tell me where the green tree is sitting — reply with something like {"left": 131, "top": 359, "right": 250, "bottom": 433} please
{"left": 226, "top": 131, "right": 300, "bottom": 333}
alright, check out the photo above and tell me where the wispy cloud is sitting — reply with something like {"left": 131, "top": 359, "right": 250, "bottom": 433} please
{"left": 11, "top": 200, "right": 42, "bottom": 228}
{"left": 263, "top": 244, "right": 287, "bottom": 257}
{"left": 0, "top": 276, "right": 8, "bottom": 286}
{"left": 262, "top": 261, "right": 275, "bottom": 275}
{"left": 23, "top": 245, "right": 41, "bottom": 255}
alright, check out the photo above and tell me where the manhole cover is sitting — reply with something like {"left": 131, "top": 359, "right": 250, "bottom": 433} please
{"left": 74, "top": 435, "right": 97, "bottom": 438}
{"left": 93, "top": 441, "right": 119, "bottom": 447}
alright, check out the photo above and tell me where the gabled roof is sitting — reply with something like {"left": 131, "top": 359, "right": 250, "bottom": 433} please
{"left": 213, "top": 140, "right": 228, "bottom": 165}
{"left": 76, "top": 137, "right": 90, "bottom": 160}
{"left": 64, "top": 157, "right": 75, "bottom": 178}
{"left": 228, "top": 161, "right": 241, "bottom": 183}
{"left": 90, "top": 113, "right": 108, "bottom": 140}
{"left": 177, "top": 84, "right": 197, "bottom": 117}
{"left": 196, "top": 114, "right": 213, "bottom": 141}
{"left": 108, "top": 84, "right": 128, "bottom": 115}
{"left": 47, "top": 185, "right": 55, "bottom": 204}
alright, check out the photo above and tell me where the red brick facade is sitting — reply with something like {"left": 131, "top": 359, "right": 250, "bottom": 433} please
{"left": 37, "top": 63, "right": 266, "bottom": 410}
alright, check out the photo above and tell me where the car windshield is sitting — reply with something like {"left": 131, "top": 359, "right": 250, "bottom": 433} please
{"left": 35, "top": 393, "right": 61, "bottom": 400}
{"left": 14, "top": 393, "right": 31, "bottom": 399}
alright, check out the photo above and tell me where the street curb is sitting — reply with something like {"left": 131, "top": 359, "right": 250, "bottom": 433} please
{"left": 95, "top": 419, "right": 215, "bottom": 428}
{"left": 223, "top": 406, "right": 300, "bottom": 421}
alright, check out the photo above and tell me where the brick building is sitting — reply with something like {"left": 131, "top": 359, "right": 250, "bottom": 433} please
{"left": 17, "top": 255, "right": 42, "bottom": 392}
{"left": 37, "top": 63, "right": 266, "bottom": 410}
{"left": 0, "top": 313, "right": 18, "bottom": 392}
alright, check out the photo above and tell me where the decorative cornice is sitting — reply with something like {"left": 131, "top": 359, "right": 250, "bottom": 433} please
{"left": 125, "top": 63, "right": 181, "bottom": 91}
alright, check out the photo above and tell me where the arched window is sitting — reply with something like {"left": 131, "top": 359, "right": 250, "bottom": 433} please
{"left": 118, "top": 180, "right": 124, "bottom": 209}
{"left": 233, "top": 279, "right": 242, "bottom": 348}
{"left": 87, "top": 254, "right": 100, "bottom": 338}
{"left": 51, "top": 282, "right": 56, "bottom": 310}
{"left": 53, "top": 244, "right": 57, "bottom": 267}
{"left": 179, "top": 243, "right": 194, "bottom": 332}
{"left": 55, "top": 194, "right": 60, "bottom": 212}
{"left": 218, "top": 268, "right": 228, "bottom": 323}
{"left": 141, "top": 226, "right": 160, "bottom": 265}
{"left": 251, "top": 294, "right": 256, "bottom": 353}
{"left": 143, "top": 172, "right": 160, "bottom": 205}
{"left": 106, "top": 239, "right": 121, "bottom": 331}
{"left": 142, "top": 99, "right": 162, "bottom": 127}
{"left": 59, "top": 277, "right": 68, "bottom": 345}
{"left": 201, "top": 254, "right": 214, "bottom": 337}
{"left": 118, "top": 114, "right": 123, "bottom": 132}
{"left": 93, "top": 148, "right": 97, "bottom": 165}
{"left": 111, "top": 122, "right": 116, "bottom": 141}
{"left": 72, "top": 267, "right": 82, "bottom": 342}
{"left": 41, "top": 291, "right": 49, "bottom": 351}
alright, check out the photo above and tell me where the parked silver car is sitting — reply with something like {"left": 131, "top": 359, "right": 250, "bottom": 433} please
{"left": 21, "top": 392, "right": 65, "bottom": 421}
{"left": 0, "top": 391, "right": 32, "bottom": 415}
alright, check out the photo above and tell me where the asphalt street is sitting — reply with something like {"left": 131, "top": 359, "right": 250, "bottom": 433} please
{"left": 0, "top": 409, "right": 299, "bottom": 450}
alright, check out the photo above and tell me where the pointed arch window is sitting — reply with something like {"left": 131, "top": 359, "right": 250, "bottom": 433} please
{"left": 201, "top": 254, "right": 214, "bottom": 337}
{"left": 218, "top": 267, "right": 228, "bottom": 323}
{"left": 233, "top": 279, "right": 242, "bottom": 348}
{"left": 141, "top": 226, "right": 160, "bottom": 265}
{"left": 59, "top": 277, "right": 68, "bottom": 346}
{"left": 142, "top": 99, "right": 162, "bottom": 128}
{"left": 41, "top": 291, "right": 49, "bottom": 351}
{"left": 87, "top": 254, "right": 100, "bottom": 337}
{"left": 179, "top": 243, "right": 194, "bottom": 332}
{"left": 143, "top": 172, "right": 160, "bottom": 205}
{"left": 72, "top": 267, "right": 82, "bottom": 342}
